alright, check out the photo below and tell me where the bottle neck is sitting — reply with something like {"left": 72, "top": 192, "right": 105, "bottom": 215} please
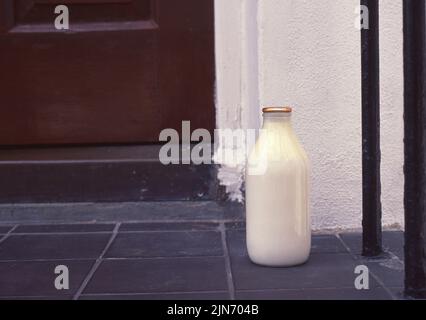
{"left": 262, "top": 113, "right": 293, "bottom": 130}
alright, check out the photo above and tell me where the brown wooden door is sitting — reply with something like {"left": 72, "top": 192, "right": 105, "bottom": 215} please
{"left": 0, "top": 0, "right": 215, "bottom": 145}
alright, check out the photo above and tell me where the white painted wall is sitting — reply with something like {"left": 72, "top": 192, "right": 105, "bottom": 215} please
{"left": 214, "top": 0, "right": 404, "bottom": 230}
{"left": 378, "top": 0, "right": 404, "bottom": 229}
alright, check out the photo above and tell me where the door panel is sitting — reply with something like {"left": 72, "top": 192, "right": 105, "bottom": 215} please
{"left": 15, "top": 0, "right": 151, "bottom": 24}
{"left": 0, "top": 0, "right": 215, "bottom": 145}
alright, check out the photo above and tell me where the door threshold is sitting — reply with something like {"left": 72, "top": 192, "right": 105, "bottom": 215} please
{"left": 0, "top": 201, "right": 244, "bottom": 224}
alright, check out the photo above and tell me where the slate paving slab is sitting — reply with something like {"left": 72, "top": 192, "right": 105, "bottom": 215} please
{"left": 227, "top": 230, "right": 347, "bottom": 256}
{"left": 362, "top": 259, "right": 404, "bottom": 288}
{"left": 310, "top": 234, "right": 348, "bottom": 254}
{"left": 339, "top": 231, "right": 404, "bottom": 258}
{"left": 0, "top": 221, "right": 406, "bottom": 300}
{"left": 13, "top": 223, "right": 115, "bottom": 234}
{"left": 236, "top": 287, "right": 392, "bottom": 300}
{"left": 339, "top": 231, "right": 405, "bottom": 290}
{"left": 0, "top": 233, "right": 111, "bottom": 260}
{"left": 83, "top": 257, "right": 229, "bottom": 294}
{"left": 105, "top": 231, "right": 223, "bottom": 258}
{"left": 0, "top": 260, "right": 94, "bottom": 298}
{"left": 382, "top": 231, "right": 404, "bottom": 260}
{"left": 225, "top": 221, "right": 246, "bottom": 230}
{"left": 80, "top": 291, "right": 230, "bottom": 300}
{"left": 0, "top": 225, "right": 13, "bottom": 235}
{"left": 388, "top": 287, "right": 405, "bottom": 300}
{"left": 229, "top": 253, "right": 379, "bottom": 291}
{"left": 120, "top": 222, "right": 220, "bottom": 232}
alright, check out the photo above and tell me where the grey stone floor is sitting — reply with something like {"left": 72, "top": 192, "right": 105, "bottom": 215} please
{"left": 0, "top": 221, "right": 405, "bottom": 300}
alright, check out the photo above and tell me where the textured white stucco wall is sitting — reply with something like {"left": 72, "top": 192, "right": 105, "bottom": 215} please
{"left": 378, "top": 0, "right": 404, "bottom": 229}
{"left": 215, "top": 0, "right": 404, "bottom": 230}
{"left": 259, "top": 0, "right": 363, "bottom": 229}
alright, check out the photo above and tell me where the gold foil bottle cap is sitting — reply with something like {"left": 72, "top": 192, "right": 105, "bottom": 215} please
{"left": 262, "top": 106, "right": 292, "bottom": 113}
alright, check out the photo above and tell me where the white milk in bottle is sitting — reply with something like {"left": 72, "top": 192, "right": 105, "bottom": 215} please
{"left": 246, "top": 106, "right": 311, "bottom": 267}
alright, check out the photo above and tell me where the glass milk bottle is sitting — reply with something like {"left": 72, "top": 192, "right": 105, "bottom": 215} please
{"left": 246, "top": 107, "right": 311, "bottom": 267}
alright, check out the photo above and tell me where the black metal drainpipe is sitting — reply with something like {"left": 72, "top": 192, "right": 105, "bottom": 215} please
{"left": 361, "top": 0, "right": 382, "bottom": 257}
{"left": 403, "top": 0, "right": 426, "bottom": 299}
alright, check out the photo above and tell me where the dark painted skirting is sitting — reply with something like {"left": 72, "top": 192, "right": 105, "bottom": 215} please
{"left": 0, "top": 146, "right": 218, "bottom": 203}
